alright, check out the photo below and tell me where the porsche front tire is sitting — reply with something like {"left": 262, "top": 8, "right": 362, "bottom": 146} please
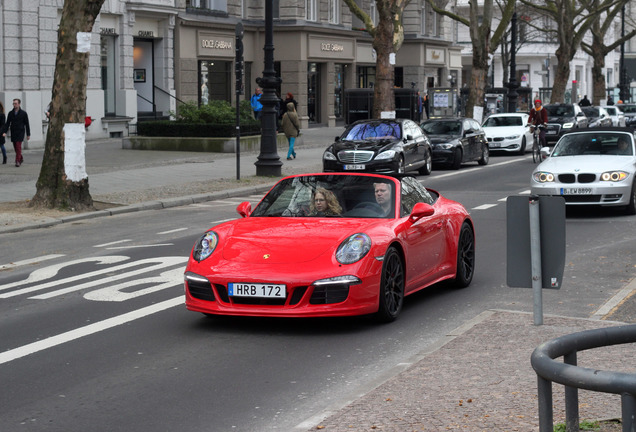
{"left": 453, "top": 222, "right": 475, "bottom": 288}
{"left": 376, "top": 247, "right": 405, "bottom": 323}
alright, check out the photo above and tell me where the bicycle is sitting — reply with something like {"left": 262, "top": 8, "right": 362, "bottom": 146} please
{"left": 530, "top": 124, "right": 546, "bottom": 163}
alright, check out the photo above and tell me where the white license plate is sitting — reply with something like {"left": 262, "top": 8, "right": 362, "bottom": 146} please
{"left": 489, "top": 142, "right": 501, "bottom": 148}
{"left": 228, "top": 283, "right": 286, "bottom": 298}
{"left": 561, "top": 188, "right": 592, "bottom": 195}
{"left": 344, "top": 164, "right": 366, "bottom": 170}
{"left": 546, "top": 130, "right": 557, "bottom": 135}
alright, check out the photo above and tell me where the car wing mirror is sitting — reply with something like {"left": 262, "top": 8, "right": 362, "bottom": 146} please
{"left": 237, "top": 201, "right": 252, "bottom": 218}
{"left": 335, "top": 136, "right": 341, "bottom": 142}
{"left": 408, "top": 202, "right": 435, "bottom": 223}
{"left": 540, "top": 147, "right": 551, "bottom": 159}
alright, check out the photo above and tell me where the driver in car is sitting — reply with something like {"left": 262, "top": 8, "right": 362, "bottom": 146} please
{"left": 374, "top": 182, "right": 393, "bottom": 217}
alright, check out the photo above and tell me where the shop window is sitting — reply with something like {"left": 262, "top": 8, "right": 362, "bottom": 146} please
{"left": 334, "top": 64, "right": 345, "bottom": 119}
{"left": 357, "top": 66, "right": 376, "bottom": 88}
{"left": 187, "top": 0, "right": 227, "bottom": 13}
{"left": 199, "top": 60, "right": 232, "bottom": 104}
{"left": 100, "top": 35, "right": 117, "bottom": 116}
{"left": 395, "top": 67, "right": 403, "bottom": 88}
{"left": 308, "top": 62, "right": 320, "bottom": 123}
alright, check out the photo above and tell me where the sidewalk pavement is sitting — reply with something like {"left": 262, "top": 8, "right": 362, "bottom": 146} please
{"left": 2, "top": 125, "right": 635, "bottom": 431}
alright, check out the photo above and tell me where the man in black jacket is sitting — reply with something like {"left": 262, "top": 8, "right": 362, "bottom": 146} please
{"left": 2, "top": 98, "right": 30, "bottom": 167}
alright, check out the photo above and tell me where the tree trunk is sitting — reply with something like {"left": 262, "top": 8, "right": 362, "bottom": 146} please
{"left": 590, "top": 48, "right": 606, "bottom": 106}
{"left": 372, "top": 14, "right": 396, "bottom": 118}
{"left": 550, "top": 45, "right": 572, "bottom": 103}
{"left": 31, "top": 0, "right": 105, "bottom": 211}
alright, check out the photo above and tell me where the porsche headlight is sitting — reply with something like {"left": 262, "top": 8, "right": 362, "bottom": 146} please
{"left": 323, "top": 150, "right": 336, "bottom": 161}
{"left": 600, "top": 171, "right": 629, "bottom": 182}
{"left": 375, "top": 149, "right": 396, "bottom": 160}
{"left": 533, "top": 171, "right": 555, "bottom": 183}
{"left": 192, "top": 231, "right": 219, "bottom": 262}
{"left": 336, "top": 233, "right": 371, "bottom": 264}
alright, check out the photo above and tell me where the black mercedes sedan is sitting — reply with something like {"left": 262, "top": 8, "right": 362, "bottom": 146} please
{"left": 420, "top": 117, "right": 489, "bottom": 170}
{"left": 322, "top": 119, "right": 433, "bottom": 175}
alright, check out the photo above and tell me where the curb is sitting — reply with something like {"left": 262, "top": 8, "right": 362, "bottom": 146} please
{"left": 0, "top": 183, "right": 277, "bottom": 235}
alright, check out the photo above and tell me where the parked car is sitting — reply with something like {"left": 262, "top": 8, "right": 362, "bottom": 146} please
{"left": 420, "top": 117, "right": 489, "bottom": 169}
{"left": 531, "top": 128, "right": 636, "bottom": 214}
{"left": 481, "top": 113, "right": 532, "bottom": 154}
{"left": 619, "top": 104, "right": 636, "bottom": 128}
{"left": 544, "top": 103, "right": 589, "bottom": 144}
{"left": 323, "top": 119, "right": 432, "bottom": 175}
{"left": 582, "top": 106, "right": 612, "bottom": 127}
{"left": 604, "top": 105, "right": 626, "bottom": 127}
{"left": 184, "top": 173, "right": 475, "bottom": 322}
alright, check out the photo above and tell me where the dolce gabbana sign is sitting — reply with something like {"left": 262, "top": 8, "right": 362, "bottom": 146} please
{"left": 308, "top": 36, "right": 353, "bottom": 60}
{"left": 198, "top": 32, "right": 235, "bottom": 58}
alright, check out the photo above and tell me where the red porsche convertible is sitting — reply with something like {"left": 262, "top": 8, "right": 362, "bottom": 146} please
{"left": 184, "top": 173, "right": 474, "bottom": 322}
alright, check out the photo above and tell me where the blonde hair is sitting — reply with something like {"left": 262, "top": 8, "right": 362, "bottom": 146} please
{"left": 309, "top": 187, "right": 342, "bottom": 216}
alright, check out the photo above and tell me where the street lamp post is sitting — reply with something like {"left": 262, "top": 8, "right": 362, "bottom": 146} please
{"left": 254, "top": 0, "right": 282, "bottom": 177}
{"left": 507, "top": 12, "right": 519, "bottom": 113}
{"left": 619, "top": 5, "right": 630, "bottom": 103}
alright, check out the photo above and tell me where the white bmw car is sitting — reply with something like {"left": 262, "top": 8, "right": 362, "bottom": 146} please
{"left": 531, "top": 128, "right": 636, "bottom": 214}
{"left": 482, "top": 113, "right": 532, "bottom": 155}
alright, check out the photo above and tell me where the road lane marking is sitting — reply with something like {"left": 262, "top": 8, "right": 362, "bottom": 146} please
{"left": 157, "top": 228, "right": 189, "bottom": 235}
{"left": 94, "top": 239, "right": 132, "bottom": 248}
{"left": 472, "top": 204, "right": 498, "bottom": 210}
{"left": 0, "top": 254, "right": 65, "bottom": 271}
{"left": 0, "top": 296, "right": 183, "bottom": 365}
{"left": 105, "top": 243, "right": 174, "bottom": 249}
{"left": 0, "top": 256, "right": 129, "bottom": 295}
{"left": 429, "top": 157, "right": 528, "bottom": 180}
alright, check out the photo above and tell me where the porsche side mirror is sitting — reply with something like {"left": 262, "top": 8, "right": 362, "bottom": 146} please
{"left": 237, "top": 201, "right": 252, "bottom": 218}
{"left": 409, "top": 202, "right": 435, "bottom": 223}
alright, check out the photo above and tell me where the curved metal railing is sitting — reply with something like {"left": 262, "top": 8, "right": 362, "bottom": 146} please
{"left": 531, "top": 324, "right": 636, "bottom": 431}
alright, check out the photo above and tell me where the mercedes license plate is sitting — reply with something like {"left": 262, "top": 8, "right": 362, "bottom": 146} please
{"left": 228, "top": 283, "right": 286, "bottom": 298}
{"left": 561, "top": 188, "right": 592, "bottom": 195}
{"left": 344, "top": 164, "right": 366, "bottom": 170}
{"left": 546, "top": 130, "right": 557, "bottom": 135}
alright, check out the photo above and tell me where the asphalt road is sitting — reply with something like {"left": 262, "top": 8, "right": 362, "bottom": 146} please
{"left": 0, "top": 153, "right": 634, "bottom": 432}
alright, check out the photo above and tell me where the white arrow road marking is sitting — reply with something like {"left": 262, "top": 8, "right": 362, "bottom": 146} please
{"left": 0, "top": 296, "right": 183, "bottom": 365}
{"left": 84, "top": 266, "right": 185, "bottom": 302}
{"left": 0, "top": 256, "right": 130, "bottom": 296}
{"left": 29, "top": 256, "right": 187, "bottom": 300}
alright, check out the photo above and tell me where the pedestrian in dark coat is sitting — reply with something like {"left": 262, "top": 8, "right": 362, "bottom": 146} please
{"left": 0, "top": 102, "right": 6, "bottom": 164}
{"left": 279, "top": 92, "right": 298, "bottom": 119}
{"left": 1, "top": 98, "right": 30, "bottom": 167}
{"left": 281, "top": 102, "right": 300, "bottom": 160}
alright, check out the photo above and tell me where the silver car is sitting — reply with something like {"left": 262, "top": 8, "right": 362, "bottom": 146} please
{"left": 531, "top": 129, "right": 636, "bottom": 214}
{"left": 604, "top": 106, "right": 626, "bottom": 127}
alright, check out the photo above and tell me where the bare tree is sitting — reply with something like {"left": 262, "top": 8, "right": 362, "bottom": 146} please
{"left": 519, "top": 0, "right": 618, "bottom": 103}
{"left": 426, "top": 0, "right": 515, "bottom": 118}
{"left": 343, "top": 0, "right": 412, "bottom": 118}
{"left": 31, "top": 0, "right": 105, "bottom": 210}
{"left": 581, "top": 0, "right": 636, "bottom": 105}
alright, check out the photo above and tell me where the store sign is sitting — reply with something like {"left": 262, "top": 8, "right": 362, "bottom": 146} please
{"left": 309, "top": 36, "right": 353, "bottom": 60}
{"left": 198, "top": 32, "right": 235, "bottom": 57}
{"left": 138, "top": 30, "right": 154, "bottom": 38}
{"left": 100, "top": 27, "right": 117, "bottom": 35}
{"left": 426, "top": 48, "right": 445, "bottom": 65}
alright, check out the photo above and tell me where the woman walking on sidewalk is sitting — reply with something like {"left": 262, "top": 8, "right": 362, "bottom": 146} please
{"left": 0, "top": 102, "right": 6, "bottom": 164}
{"left": 281, "top": 102, "right": 300, "bottom": 160}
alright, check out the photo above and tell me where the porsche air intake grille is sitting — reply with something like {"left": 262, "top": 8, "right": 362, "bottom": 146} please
{"left": 309, "top": 285, "right": 350, "bottom": 304}
{"left": 188, "top": 278, "right": 215, "bottom": 301}
{"left": 337, "top": 150, "right": 374, "bottom": 164}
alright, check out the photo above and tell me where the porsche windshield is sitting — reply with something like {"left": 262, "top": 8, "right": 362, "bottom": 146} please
{"left": 551, "top": 133, "right": 634, "bottom": 156}
{"left": 251, "top": 175, "right": 396, "bottom": 218}
{"left": 342, "top": 122, "right": 401, "bottom": 141}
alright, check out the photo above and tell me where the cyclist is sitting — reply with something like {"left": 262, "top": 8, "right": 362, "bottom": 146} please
{"left": 527, "top": 99, "right": 548, "bottom": 148}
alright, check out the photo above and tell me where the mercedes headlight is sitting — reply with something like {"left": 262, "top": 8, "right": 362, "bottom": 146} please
{"left": 533, "top": 172, "right": 555, "bottom": 183}
{"left": 336, "top": 233, "right": 371, "bottom": 264}
{"left": 323, "top": 150, "right": 336, "bottom": 161}
{"left": 600, "top": 171, "right": 628, "bottom": 182}
{"left": 192, "top": 231, "right": 219, "bottom": 262}
{"left": 562, "top": 122, "right": 574, "bottom": 129}
{"left": 375, "top": 149, "right": 396, "bottom": 160}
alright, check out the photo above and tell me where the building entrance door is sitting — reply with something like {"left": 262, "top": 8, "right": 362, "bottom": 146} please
{"left": 308, "top": 62, "right": 320, "bottom": 124}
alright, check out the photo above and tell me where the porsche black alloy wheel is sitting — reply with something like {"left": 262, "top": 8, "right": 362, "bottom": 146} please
{"left": 376, "top": 247, "right": 405, "bottom": 322}
{"left": 453, "top": 222, "right": 475, "bottom": 288}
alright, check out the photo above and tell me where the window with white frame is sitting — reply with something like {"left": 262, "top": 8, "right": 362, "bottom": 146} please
{"left": 306, "top": 0, "right": 317, "bottom": 21}
{"left": 421, "top": 1, "right": 427, "bottom": 35}
{"left": 370, "top": 1, "right": 377, "bottom": 25}
{"left": 329, "top": 0, "right": 340, "bottom": 24}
